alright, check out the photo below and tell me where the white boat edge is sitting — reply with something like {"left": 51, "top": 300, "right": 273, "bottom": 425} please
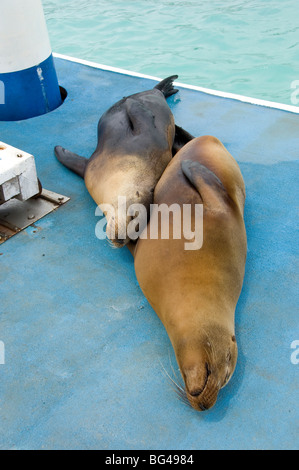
{"left": 53, "top": 52, "right": 299, "bottom": 115}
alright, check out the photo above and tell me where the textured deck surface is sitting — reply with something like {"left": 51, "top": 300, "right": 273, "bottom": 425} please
{"left": 0, "top": 57, "right": 298, "bottom": 450}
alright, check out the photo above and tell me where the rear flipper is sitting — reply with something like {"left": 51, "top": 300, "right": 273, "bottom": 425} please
{"left": 181, "top": 159, "right": 229, "bottom": 210}
{"left": 54, "top": 146, "right": 88, "bottom": 179}
{"left": 155, "top": 75, "right": 179, "bottom": 98}
{"left": 173, "top": 125, "right": 195, "bottom": 155}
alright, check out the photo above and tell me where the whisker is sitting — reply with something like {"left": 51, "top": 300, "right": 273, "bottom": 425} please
{"left": 201, "top": 326, "right": 216, "bottom": 365}
{"left": 168, "top": 349, "right": 183, "bottom": 383}
{"left": 106, "top": 237, "right": 119, "bottom": 249}
{"left": 159, "top": 359, "right": 184, "bottom": 392}
{"left": 159, "top": 358, "right": 193, "bottom": 409}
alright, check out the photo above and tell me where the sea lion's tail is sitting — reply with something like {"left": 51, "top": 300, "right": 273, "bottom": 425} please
{"left": 54, "top": 146, "right": 88, "bottom": 179}
{"left": 155, "top": 75, "right": 179, "bottom": 98}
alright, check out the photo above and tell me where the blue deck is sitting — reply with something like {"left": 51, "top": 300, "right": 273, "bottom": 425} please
{"left": 0, "top": 57, "right": 298, "bottom": 450}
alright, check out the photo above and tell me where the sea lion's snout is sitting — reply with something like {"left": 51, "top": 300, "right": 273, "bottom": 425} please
{"left": 104, "top": 186, "right": 154, "bottom": 247}
{"left": 176, "top": 328, "right": 238, "bottom": 412}
{"left": 106, "top": 214, "right": 132, "bottom": 248}
{"left": 182, "top": 361, "right": 219, "bottom": 412}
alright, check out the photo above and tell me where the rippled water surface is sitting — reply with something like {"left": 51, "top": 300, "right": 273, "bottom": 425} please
{"left": 43, "top": 0, "right": 299, "bottom": 105}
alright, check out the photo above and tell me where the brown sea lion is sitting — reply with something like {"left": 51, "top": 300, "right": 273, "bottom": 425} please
{"left": 131, "top": 136, "right": 247, "bottom": 411}
{"left": 54, "top": 76, "right": 193, "bottom": 247}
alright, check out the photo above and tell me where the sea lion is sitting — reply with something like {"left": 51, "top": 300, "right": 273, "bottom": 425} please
{"left": 54, "top": 76, "right": 193, "bottom": 247}
{"left": 131, "top": 136, "right": 247, "bottom": 411}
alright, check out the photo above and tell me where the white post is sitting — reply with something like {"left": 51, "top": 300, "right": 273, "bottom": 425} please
{"left": 0, "top": 0, "right": 62, "bottom": 121}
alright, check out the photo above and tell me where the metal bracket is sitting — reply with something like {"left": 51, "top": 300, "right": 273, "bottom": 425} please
{"left": 0, "top": 189, "right": 70, "bottom": 244}
{"left": 0, "top": 141, "right": 40, "bottom": 203}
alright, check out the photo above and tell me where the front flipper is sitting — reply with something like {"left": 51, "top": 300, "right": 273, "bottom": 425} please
{"left": 181, "top": 159, "right": 229, "bottom": 210}
{"left": 172, "top": 126, "right": 195, "bottom": 155}
{"left": 54, "top": 146, "right": 88, "bottom": 178}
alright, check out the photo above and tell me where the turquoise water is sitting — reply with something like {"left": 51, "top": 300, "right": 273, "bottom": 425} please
{"left": 43, "top": 0, "right": 299, "bottom": 105}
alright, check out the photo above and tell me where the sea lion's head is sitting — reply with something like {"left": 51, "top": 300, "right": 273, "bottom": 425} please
{"left": 173, "top": 324, "right": 238, "bottom": 411}
{"left": 95, "top": 152, "right": 171, "bottom": 248}
{"left": 104, "top": 182, "right": 155, "bottom": 248}
{"left": 85, "top": 92, "right": 177, "bottom": 248}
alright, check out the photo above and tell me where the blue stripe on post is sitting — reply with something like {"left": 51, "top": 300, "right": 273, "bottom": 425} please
{"left": 0, "top": 54, "right": 62, "bottom": 121}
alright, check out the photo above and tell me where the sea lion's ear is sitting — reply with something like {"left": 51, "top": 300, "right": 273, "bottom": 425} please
{"left": 181, "top": 160, "right": 228, "bottom": 208}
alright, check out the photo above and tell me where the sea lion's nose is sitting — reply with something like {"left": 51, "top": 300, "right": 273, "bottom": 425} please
{"left": 183, "top": 362, "right": 209, "bottom": 397}
{"left": 189, "top": 388, "right": 203, "bottom": 397}
{"left": 115, "top": 239, "right": 125, "bottom": 246}
{"left": 182, "top": 361, "right": 219, "bottom": 412}
{"left": 199, "top": 403, "right": 208, "bottom": 411}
